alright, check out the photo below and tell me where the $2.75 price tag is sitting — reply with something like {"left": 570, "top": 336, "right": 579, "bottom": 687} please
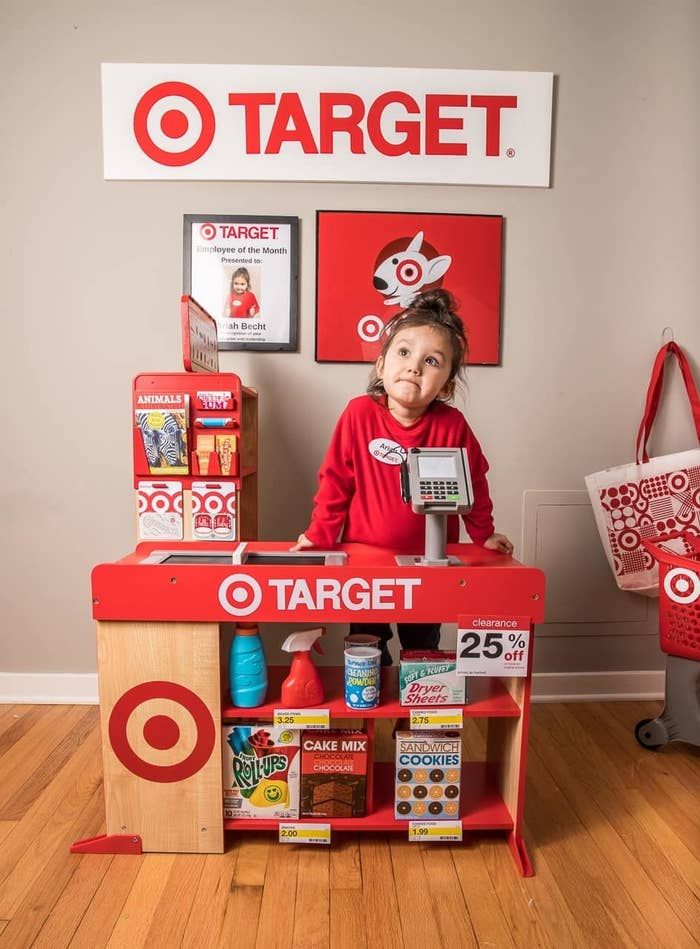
{"left": 279, "top": 823, "right": 331, "bottom": 845}
{"left": 456, "top": 614, "right": 530, "bottom": 677}
{"left": 409, "top": 708, "right": 463, "bottom": 730}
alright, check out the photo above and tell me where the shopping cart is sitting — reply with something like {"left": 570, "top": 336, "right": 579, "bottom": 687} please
{"left": 635, "top": 531, "right": 700, "bottom": 749}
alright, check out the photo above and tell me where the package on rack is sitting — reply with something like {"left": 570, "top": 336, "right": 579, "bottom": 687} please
{"left": 300, "top": 730, "right": 369, "bottom": 817}
{"left": 222, "top": 723, "right": 300, "bottom": 819}
{"left": 399, "top": 650, "right": 467, "bottom": 706}
{"left": 394, "top": 731, "right": 461, "bottom": 820}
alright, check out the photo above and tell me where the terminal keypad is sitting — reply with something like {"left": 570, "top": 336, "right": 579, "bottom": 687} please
{"left": 419, "top": 479, "right": 460, "bottom": 503}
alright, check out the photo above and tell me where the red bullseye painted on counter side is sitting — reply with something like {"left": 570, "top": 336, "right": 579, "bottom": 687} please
{"left": 108, "top": 680, "right": 216, "bottom": 783}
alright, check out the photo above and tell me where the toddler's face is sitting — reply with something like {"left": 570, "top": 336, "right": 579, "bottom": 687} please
{"left": 232, "top": 277, "right": 248, "bottom": 294}
{"left": 376, "top": 324, "right": 453, "bottom": 415}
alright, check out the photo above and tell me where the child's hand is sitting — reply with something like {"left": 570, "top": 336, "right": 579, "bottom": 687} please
{"left": 290, "top": 533, "right": 314, "bottom": 552}
{"left": 484, "top": 533, "right": 514, "bottom": 555}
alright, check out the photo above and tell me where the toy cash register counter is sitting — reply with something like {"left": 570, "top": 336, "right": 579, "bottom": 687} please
{"left": 82, "top": 539, "right": 544, "bottom": 875}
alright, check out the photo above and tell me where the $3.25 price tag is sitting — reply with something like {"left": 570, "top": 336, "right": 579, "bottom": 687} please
{"left": 279, "top": 823, "right": 331, "bottom": 845}
{"left": 456, "top": 615, "right": 531, "bottom": 677}
{"left": 408, "top": 820, "right": 462, "bottom": 842}
{"left": 273, "top": 708, "right": 330, "bottom": 730}
{"left": 409, "top": 708, "right": 463, "bottom": 730}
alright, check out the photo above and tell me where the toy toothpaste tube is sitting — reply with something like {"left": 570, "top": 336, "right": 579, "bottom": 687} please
{"left": 399, "top": 650, "right": 467, "bottom": 706}
{"left": 223, "top": 724, "right": 300, "bottom": 819}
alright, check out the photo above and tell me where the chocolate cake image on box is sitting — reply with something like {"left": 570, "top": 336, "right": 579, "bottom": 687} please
{"left": 301, "top": 775, "right": 366, "bottom": 817}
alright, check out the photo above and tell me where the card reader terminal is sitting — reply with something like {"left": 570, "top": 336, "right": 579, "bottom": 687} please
{"left": 397, "top": 447, "right": 473, "bottom": 566}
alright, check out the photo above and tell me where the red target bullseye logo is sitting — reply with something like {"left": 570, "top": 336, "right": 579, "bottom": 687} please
{"left": 357, "top": 315, "right": 385, "bottom": 343}
{"left": 218, "top": 573, "right": 263, "bottom": 616}
{"left": 109, "top": 681, "right": 216, "bottom": 783}
{"left": 664, "top": 567, "right": 700, "bottom": 605}
{"left": 200, "top": 222, "right": 217, "bottom": 240}
{"left": 397, "top": 259, "right": 423, "bottom": 286}
{"left": 133, "top": 82, "right": 215, "bottom": 167}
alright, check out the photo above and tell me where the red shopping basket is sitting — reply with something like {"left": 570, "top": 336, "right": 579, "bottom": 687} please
{"left": 642, "top": 532, "right": 700, "bottom": 661}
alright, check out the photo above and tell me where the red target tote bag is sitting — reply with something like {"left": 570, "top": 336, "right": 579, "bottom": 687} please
{"left": 585, "top": 341, "right": 700, "bottom": 595}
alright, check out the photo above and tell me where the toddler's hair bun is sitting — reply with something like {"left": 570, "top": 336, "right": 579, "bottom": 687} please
{"left": 410, "top": 288, "right": 455, "bottom": 314}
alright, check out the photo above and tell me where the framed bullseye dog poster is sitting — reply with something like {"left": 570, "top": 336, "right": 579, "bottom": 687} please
{"left": 183, "top": 214, "right": 299, "bottom": 351}
{"left": 315, "top": 210, "right": 503, "bottom": 365}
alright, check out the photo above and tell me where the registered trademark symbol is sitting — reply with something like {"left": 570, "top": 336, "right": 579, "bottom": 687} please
{"left": 506, "top": 148, "right": 516, "bottom": 158}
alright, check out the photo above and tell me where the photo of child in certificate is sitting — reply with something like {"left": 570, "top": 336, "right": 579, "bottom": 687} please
{"left": 225, "top": 267, "right": 260, "bottom": 319}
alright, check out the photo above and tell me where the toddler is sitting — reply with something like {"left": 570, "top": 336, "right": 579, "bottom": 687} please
{"left": 293, "top": 289, "right": 512, "bottom": 664}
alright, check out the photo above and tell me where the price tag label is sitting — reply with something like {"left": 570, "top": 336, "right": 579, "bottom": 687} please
{"left": 456, "top": 615, "right": 531, "bottom": 677}
{"left": 408, "top": 820, "right": 462, "bottom": 843}
{"left": 279, "top": 823, "right": 331, "bottom": 845}
{"left": 409, "top": 708, "right": 463, "bottom": 730}
{"left": 273, "top": 708, "right": 330, "bottom": 730}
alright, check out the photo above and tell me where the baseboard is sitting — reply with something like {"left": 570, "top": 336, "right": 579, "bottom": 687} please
{"left": 0, "top": 673, "right": 99, "bottom": 704}
{"left": 532, "top": 670, "right": 664, "bottom": 702}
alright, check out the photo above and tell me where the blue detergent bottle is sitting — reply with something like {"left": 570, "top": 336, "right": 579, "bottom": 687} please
{"left": 229, "top": 622, "right": 268, "bottom": 707}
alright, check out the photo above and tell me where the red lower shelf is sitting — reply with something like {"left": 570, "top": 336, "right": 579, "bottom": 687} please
{"left": 222, "top": 666, "right": 520, "bottom": 720}
{"left": 223, "top": 761, "right": 513, "bottom": 834}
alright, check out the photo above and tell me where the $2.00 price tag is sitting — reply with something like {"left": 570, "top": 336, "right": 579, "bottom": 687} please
{"left": 279, "top": 823, "right": 331, "bottom": 845}
{"left": 273, "top": 708, "right": 330, "bottom": 730}
{"left": 408, "top": 820, "right": 462, "bottom": 842}
{"left": 409, "top": 708, "right": 463, "bottom": 730}
{"left": 456, "top": 614, "right": 531, "bottom": 677}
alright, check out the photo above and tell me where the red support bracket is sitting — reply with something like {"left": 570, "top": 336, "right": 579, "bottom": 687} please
{"left": 507, "top": 831, "right": 533, "bottom": 877}
{"left": 70, "top": 834, "right": 143, "bottom": 855}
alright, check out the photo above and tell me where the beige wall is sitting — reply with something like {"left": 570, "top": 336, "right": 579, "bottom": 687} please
{"left": 1, "top": 0, "right": 698, "bottom": 681}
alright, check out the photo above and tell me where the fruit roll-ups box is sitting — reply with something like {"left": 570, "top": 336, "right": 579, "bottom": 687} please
{"left": 394, "top": 731, "right": 461, "bottom": 820}
{"left": 300, "top": 730, "right": 369, "bottom": 818}
{"left": 399, "top": 650, "right": 467, "bottom": 706}
{"left": 223, "top": 724, "right": 300, "bottom": 819}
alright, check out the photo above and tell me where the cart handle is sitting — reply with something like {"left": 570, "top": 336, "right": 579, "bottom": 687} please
{"left": 642, "top": 531, "right": 700, "bottom": 569}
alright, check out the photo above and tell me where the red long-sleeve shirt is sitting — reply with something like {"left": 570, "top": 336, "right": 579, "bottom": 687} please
{"left": 304, "top": 395, "right": 495, "bottom": 551}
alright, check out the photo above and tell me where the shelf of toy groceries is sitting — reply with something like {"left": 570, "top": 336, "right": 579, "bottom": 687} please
{"left": 220, "top": 666, "right": 521, "bottom": 721}
{"left": 223, "top": 761, "right": 513, "bottom": 833}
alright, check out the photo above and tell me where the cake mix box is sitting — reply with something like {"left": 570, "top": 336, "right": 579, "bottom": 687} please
{"left": 300, "top": 730, "right": 369, "bottom": 817}
{"left": 394, "top": 731, "right": 461, "bottom": 820}
{"left": 399, "top": 650, "right": 467, "bottom": 706}
{"left": 222, "top": 724, "right": 300, "bottom": 819}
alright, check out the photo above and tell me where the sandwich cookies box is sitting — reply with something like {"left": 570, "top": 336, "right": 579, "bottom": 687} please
{"left": 223, "top": 724, "right": 300, "bottom": 819}
{"left": 300, "top": 730, "right": 369, "bottom": 817}
{"left": 399, "top": 651, "right": 466, "bottom": 706}
{"left": 394, "top": 731, "right": 461, "bottom": 820}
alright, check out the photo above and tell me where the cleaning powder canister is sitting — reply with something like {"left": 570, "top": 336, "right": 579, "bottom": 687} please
{"left": 344, "top": 646, "right": 381, "bottom": 709}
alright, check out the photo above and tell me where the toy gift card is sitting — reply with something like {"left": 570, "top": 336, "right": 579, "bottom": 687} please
{"left": 191, "top": 481, "right": 237, "bottom": 540}
{"left": 137, "top": 481, "right": 183, "bottom": 540}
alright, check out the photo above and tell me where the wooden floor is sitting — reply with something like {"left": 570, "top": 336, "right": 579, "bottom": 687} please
{"left": 0, "top": 701, "right": 698, "bottom": 948}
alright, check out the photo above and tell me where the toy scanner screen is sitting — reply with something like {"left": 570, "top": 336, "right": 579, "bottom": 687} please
{"left": 418, "top": 456, "right": 457, "bottom": 478}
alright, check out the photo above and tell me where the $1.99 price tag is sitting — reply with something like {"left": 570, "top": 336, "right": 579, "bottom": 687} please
{"left": 279, "top": 823, "right": 331, "bottom": 845}
{"left": 273, "top": 708, "right": 330, "bottom": 730}
{"left": 408, "top": 820, "right": 462, "bottom": 842}
{"left": 456, "top": 615, "right": 530, "bottom": 677}
{"left": 409, "top": 708, "right": 463, "bottom": 730}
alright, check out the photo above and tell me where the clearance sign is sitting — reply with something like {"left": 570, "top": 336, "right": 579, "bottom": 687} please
{"left": 101, "top": 64, "right": 553, "bottom": 186}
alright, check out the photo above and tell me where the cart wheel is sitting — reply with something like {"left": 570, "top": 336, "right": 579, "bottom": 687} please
{"left": 634, "top": 717, "right": 667, "bottom": 750}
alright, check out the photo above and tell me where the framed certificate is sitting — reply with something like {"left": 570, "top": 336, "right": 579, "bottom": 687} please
{"left": 184, "top": 214, "right": 299, "bottom": 351}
